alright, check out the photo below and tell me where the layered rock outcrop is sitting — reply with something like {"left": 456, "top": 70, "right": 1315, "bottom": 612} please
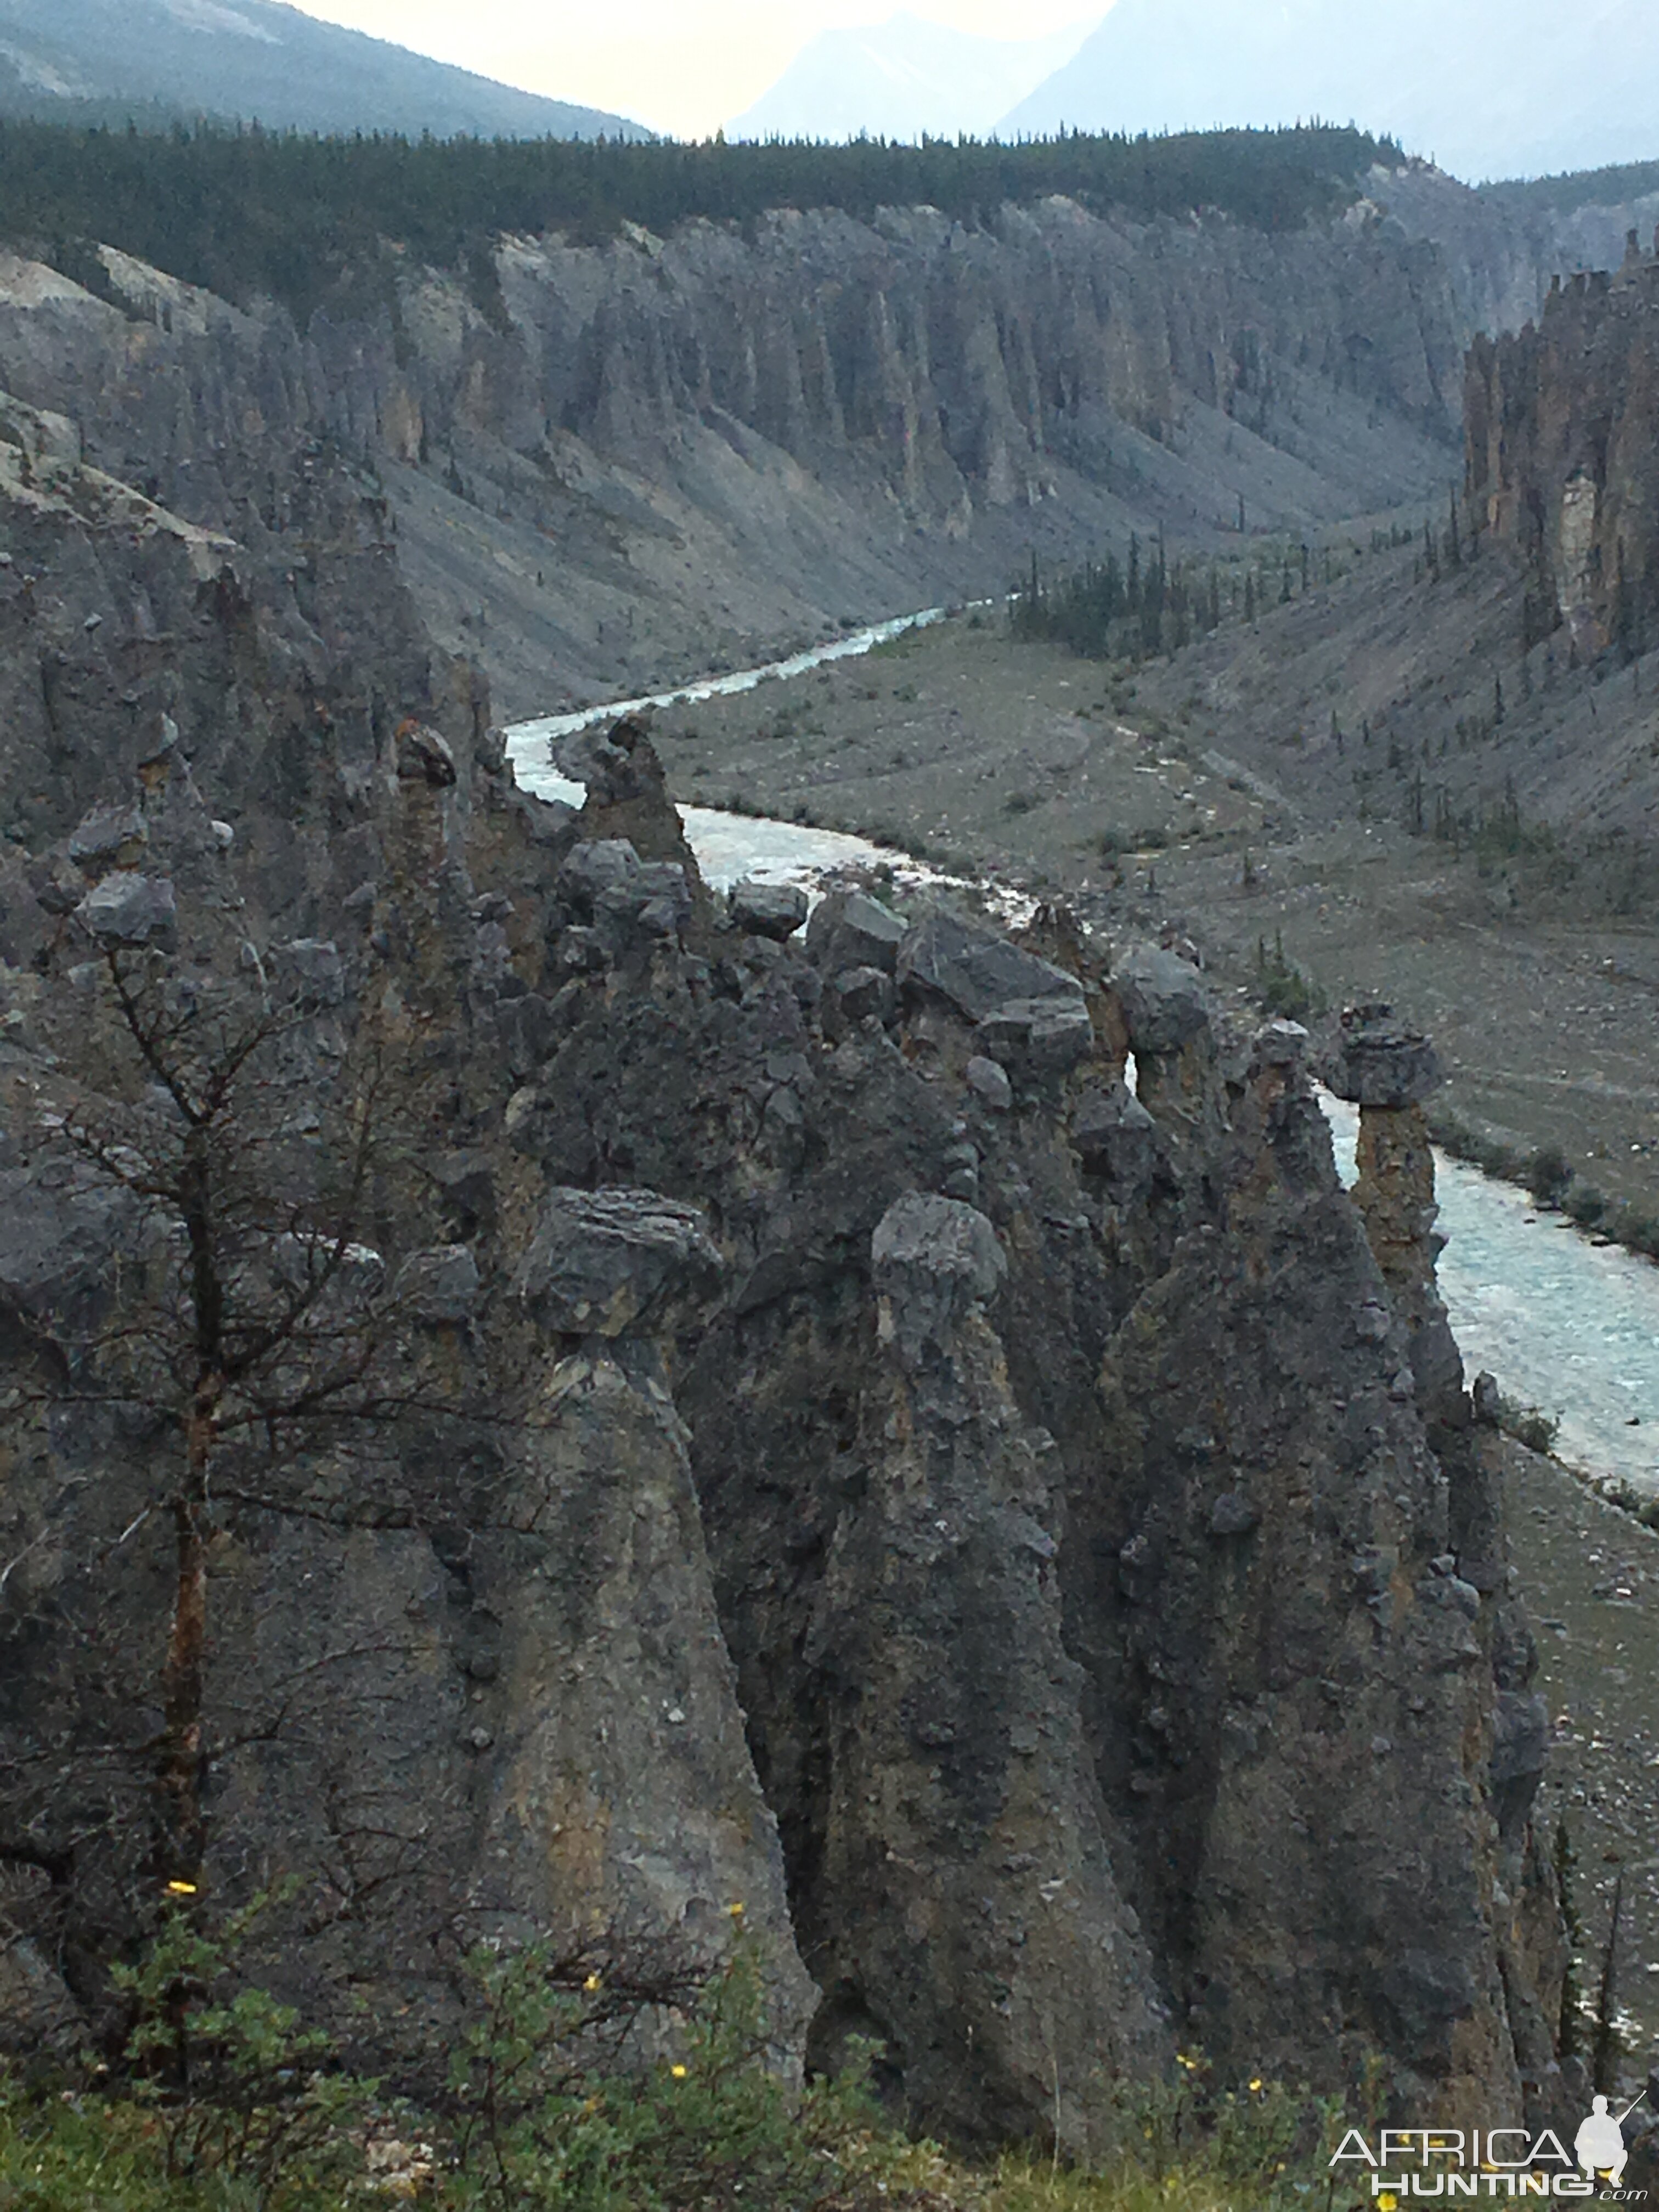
{"left": 1466, "top": 232, "right": 1659, "bottom": 656}
{"left": 0, "top": 335, "right": 1565, "bottom": 2145}
{"left": 0, "top": 196, "right": 1461, "bottom": 720}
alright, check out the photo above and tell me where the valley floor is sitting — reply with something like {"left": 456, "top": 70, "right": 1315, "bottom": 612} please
{"left": 649, "top": 538, "right": 1659, "bottom": 1232}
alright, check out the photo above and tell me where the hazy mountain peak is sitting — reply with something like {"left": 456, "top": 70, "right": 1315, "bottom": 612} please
{"left": 998, "top": 0, "right": 1659, "bottom": 184}
{"left": 730, "top": 9, "right": 1103, "bottom": 145}
{"left": 0, "top": 0, "right": 650, "bottom": 139}
{"left": 157, "top": 0, "right": 279, "bottom": 42}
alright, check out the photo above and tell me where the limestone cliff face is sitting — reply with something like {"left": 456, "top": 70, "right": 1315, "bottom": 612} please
{"left": 1466, "top": 235, "right": 1659, "bottom": 656}
{"left": 0, "top": 209, "right": 1460, "bottom": 719}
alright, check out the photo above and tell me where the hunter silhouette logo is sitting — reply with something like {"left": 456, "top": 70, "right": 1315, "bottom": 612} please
{"left": 1576, "top": 2094, "right": 1646, "bottom": 2191}
{"left": 1332, "top": 2095, "right": 1651, "bottom": 2199}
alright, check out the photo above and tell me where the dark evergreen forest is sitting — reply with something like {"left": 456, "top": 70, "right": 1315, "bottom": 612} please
{"left": 1, "top": 119, "right": 1400, "bottom": 323}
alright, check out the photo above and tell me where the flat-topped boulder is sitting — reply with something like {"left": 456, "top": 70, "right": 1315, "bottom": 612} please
{"left": 976, "top": 994, "right": 1093, "bottom": 1076}
{"left": 730, "top": 878, "right": 808, "bottom": 940}
{"left": 1322, "top": 1003, "right": 1442, "bottom": 1108}
{"left": 805, "top": 888, "right": 905, "bottom": 975}
{"left": 515, "top": 1187, "right": 722, "bottom": 1337}
{"left": 896, "top": 908, "right": 1084, "bottom": 1025}
{"left": 76, "top": 872, "right": 177, "bottom": 948}
{"left": 1111, "top": 944, "right": 1209, "bottom": 1055}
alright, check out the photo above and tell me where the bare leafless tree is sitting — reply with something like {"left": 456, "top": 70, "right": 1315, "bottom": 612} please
{"left": 27, "top": 929, "right": 444, "bottom": 1896}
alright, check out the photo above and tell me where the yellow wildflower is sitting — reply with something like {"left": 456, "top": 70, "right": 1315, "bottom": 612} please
{"left": 1378, "top": 2194, "right": 1399, "bottom": 2211}
{"left": 670, "top": 2064, "right": 688, "bottom": 2079}
{"left": 583, "top": 1973, "right": 602, "bottom": 1993}
{"left": 165, "top": 1880, "right": 198, "bottom": 1896}
{"left": 728, "top": 1901, "right": 745, "bottom": 1917}
{"left": 1249, "top": 2078, "right": 1263, "bottom": 2092}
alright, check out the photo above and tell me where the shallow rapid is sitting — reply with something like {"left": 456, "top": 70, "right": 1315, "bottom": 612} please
{"left": 1324, "top": 1096, "right": 1659, "bottom": 1494}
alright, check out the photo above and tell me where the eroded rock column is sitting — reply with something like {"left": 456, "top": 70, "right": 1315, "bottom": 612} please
{"left": 478, "top": 1187, "right": 815, "bottom": 2057}
{"left": 806, "top": 1192, "right": 1169, "bottom": 2153}
{"left": 1324, "top": 1006, "right": 1464, "bottom": 1427}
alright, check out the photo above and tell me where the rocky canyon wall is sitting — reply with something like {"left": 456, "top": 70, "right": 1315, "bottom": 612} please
{"left": 0, "top": 201, "right": 1463, "bottom": 720}
{"left": 1465, "top": 232, "right": 1659, "bottom": 656}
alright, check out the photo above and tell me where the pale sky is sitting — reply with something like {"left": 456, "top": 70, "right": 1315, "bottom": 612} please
{"left": 277, "top": 1, "right": 1101, "bottom": 141}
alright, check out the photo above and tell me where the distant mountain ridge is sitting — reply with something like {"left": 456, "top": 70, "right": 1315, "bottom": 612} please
{"left": 1000, "top": 0, "right": 1659, "bottom": 184}
{"left": 0, "top": 0, "right": 647, "bottom": 139}
{"left": 728, "top": 11, "right": 1102, "bottom": 145}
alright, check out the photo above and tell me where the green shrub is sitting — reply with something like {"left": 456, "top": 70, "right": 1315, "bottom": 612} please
{"left": 1252, "top": 932, "right": 1327, "bottom": 1023}
{"left": 0, "top": 1900, "right": 1401, "bottom": 2212}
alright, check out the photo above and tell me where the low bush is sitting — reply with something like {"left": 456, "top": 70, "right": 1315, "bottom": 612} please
{"left": 1252, "top": 932, "right": 1327, "bottom": 1023}
{"left": 1565, "top": 1183, "right": 1608, "bottom": 1228}
{"left": 0, "top": 1901, "right": 1387, "bottom": 2212}
{"left": 1526, "top": 1143, "right": 1573, "bottom": 1208}
{"left": 1495, "top": 1394, "right": 1561, "bottom": 1456}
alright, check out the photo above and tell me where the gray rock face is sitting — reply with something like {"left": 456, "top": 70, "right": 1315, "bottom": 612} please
{"left": 274, "top": 938, "right": 346, "bottom": 1008}
{"left": 67, "top": 802, "right": 145, "bottom": 871}
{"left": 805, "top": 888, "right": 906, "bottom": 975}
{"left": 872, "top": 1191, "right": 1005, "bottom": 1366}
{"left": 1112, "top": 945, "right": 1210, "bottom": 1054}
{"left": 1323, "top": 1003, "right": 1444, "bottom": 1106}
{"left": 75, "top": 872, "right": 177, "bottom": 947}
{"left": 516, "top": 1188, "right": 722, "bottom": 1337}
{"left": 897, "top": 908, "right": 1085, "bottom": 1024}
{"left": 0, "top": 334, "right": 1564, "bottom": 2147}
{"left": 392, "top": 1244, "right": 481, "bottom": 1325}
{"left": 730, "top": 878, "right": 809, "bottom": 940}
{"left": 472, "top": 1348, "right": 815, "bottom": 2057}
{"left": 808, "top": 1189, "right": 1168, "bottom": 2152}
{"left": 977, "top": 994, "right": 1093, "bottom": 1076}
{"left": 1071, "top": 1082, "right": 1157, "bottom": 1201}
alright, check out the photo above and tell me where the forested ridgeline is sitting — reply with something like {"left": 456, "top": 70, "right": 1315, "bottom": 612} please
{"left": 3, "top": 119, "right": 1401, "bottom": 322}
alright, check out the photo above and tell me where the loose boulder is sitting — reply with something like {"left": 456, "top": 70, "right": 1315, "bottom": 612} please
{"left": 1111, "top": 945, "right": 1209, "bottom": 1055}
{"left": 730, "top": 879, "right": 808, "bottom": 941}
{"left": 805, "top": 888, "right": 906, "bottom": 975}
{"left": 976, "top": 995, "right": 1093, "bottom": 1077}
{"left": 871, "top": 1190, "right": 1005, "bottom": 1364}
{"left": 76, "top": 872, "right": 177, "bottom": 947}
{"left": 898, "top": 908, "right": 1083, "bottom": 1024}
{"left": 516, "top": 1188, "right": 722, "bottom": 1337}
{"left": 392, "top": 1244, "right": 481, "bottom": 1325}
